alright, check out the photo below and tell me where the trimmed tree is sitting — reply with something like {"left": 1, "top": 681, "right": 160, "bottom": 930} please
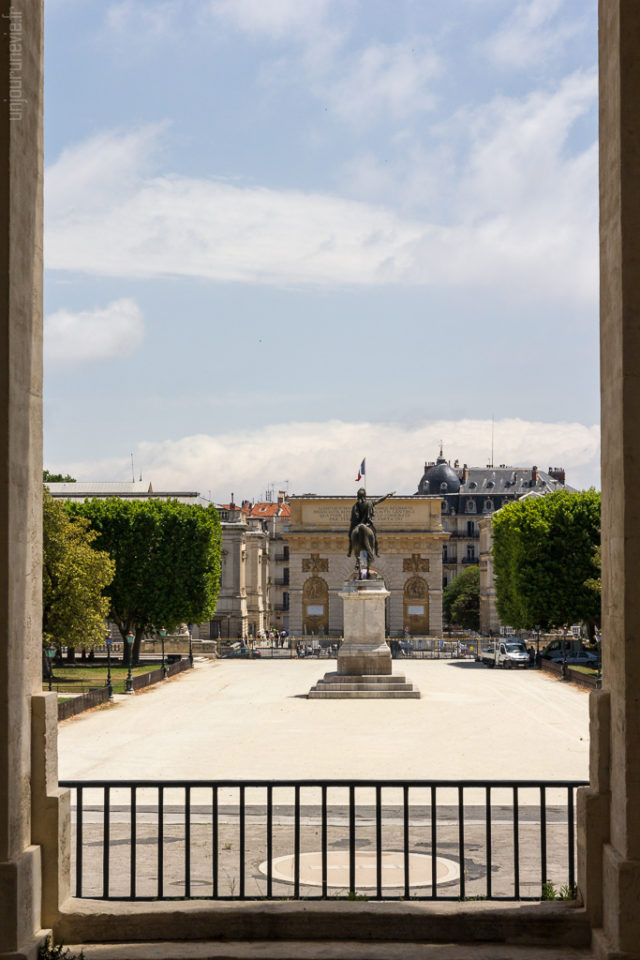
{"left": 42, "top": 488, "right": 114, "bottom": 665}
{"left": 70, "top": 498, "right": 222, "bottom": 664}
{"left": 443, "top": 565, "right": 480, "bottom": 631}
{"left": 492, "top": 489, "right": 601, "bottom": 633}
{"left": 43, "top": 470, "right": 76, "bottom": 482}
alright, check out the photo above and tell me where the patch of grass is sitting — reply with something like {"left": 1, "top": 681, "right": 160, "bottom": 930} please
{"left": 49, "top": 663, "right": 163, "bottom": 695}
{"left": 568, "top": 665, "right": 597, "bottom": 676}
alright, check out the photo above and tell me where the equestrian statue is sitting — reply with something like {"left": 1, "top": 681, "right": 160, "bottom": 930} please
{"left": 348, "top": 487, "right": 395, "bottom": 577}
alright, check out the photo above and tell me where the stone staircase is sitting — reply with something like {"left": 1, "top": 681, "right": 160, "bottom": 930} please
{"left": 308, "top": 672, "right": 420, "bottom": 698}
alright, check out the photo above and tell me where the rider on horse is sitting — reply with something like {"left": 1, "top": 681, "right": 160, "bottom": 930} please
{"left": 347, "top": 488, "right": 395, "bottom": 558}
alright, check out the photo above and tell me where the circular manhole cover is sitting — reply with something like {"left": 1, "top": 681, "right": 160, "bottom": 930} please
{"left": 258, "top": 851, "right": 459, "bottom": 889}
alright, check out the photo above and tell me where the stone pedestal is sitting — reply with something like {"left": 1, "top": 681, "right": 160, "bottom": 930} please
{"left": 338, "top": 578, "right": 391, "bottom": 676}
{"left": 308, "top": 577, "right": 419, "bottom": 699}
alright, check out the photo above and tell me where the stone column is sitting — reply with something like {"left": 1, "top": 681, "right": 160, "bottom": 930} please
{"left": 0, "top": 1, "right": 47, "bottom": 956}
{"left": 580, "top": 4, "right": 640, "bottom": 956}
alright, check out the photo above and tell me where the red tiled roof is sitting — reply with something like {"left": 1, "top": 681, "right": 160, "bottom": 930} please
{"left": 249, "top": 501, "right": 290, "bottom": 518}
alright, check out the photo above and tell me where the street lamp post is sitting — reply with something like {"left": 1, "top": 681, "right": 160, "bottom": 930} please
{"left": 125, "top": 633, "right": 134, "bottom": 694}
{"left": 535, "top": 624, "right": 541, "bottom": 660}
{"left": 188, "top": 624, "right": 194, "bottom": 668}
{"left": 105, "top": 626, "right": 113, "bottom": 701}
{"left": 160, "top": 626, "right": 167, "bottom": 679}
{"left": 45, "top": 644, "right": 56, "bottom": 692}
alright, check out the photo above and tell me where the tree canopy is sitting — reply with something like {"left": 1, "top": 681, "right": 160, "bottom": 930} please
{"left": 443, "top": 565, "right": 480, "bottom": 631}
{"left": 42, "top": 489, "right": 114, "bottom": 653}
{"left": 43, "top": 470, "right": 76, "bottom": 482}
{"left": 69, "top": 497, "right": 222, "bottom": 663}
{"left": 492, "top": 489, "right": 601, "bottom": 632}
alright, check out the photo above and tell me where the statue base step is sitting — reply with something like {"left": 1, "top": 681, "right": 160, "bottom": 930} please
{"left": 308, "top": 672, "right": 420, "bottom": 699}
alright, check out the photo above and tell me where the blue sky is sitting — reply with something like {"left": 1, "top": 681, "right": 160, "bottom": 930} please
{"left": 43, "top": 0, "right": 600, "bottom": 499}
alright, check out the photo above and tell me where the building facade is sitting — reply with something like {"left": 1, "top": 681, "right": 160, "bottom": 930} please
{"left": 287, "top": 495, "right": 447, "bottom": 637}
{"left": 417, "top": 450, "right": 571, "bottom": 593}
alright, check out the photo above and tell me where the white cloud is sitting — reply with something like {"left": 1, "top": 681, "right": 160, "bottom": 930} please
{"left": 106, "top": 1, "right": 185, "bottom": 37}
{"left": 44, "top": 298, "right": 145, "bottom": 368}
{"left": 208, "top": 0, "right": 338, "bottom": 40}
{"left": 60, "top": 417, "right": 600, "bottom": 500}
{"left": 486, "top": 0, "right": 584, "bottom": 69}
{"left": 45, "top": 91, "right": 597, "bottom": 303}
{"left": 323, "top": 41, "right": 440, "bottom": 125}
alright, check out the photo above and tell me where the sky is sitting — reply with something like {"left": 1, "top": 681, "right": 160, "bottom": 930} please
{"left": 43, "top": 0, "right": 600, "bottom": 500}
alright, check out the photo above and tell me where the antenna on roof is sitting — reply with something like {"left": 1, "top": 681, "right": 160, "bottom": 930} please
{"left": 130, "top": 453, "right": 135, "bottom": 483}
{"left": 490, "top": 416, "right": 494, "bottom": 469}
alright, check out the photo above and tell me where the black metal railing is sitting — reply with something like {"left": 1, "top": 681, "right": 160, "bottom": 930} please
{"left": 58, "top": 778, "right": 586, "bottom": 903}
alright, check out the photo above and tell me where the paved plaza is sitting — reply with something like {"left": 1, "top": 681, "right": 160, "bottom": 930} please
{"left": 58, "top": 660, "right": 589, "bottom": 902}
{"left": 58, "top": 658, "right": 589, "bottom": 783}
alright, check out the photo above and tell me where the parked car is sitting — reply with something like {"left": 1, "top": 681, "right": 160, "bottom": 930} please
{"left": 546, "top": 650, "right": 598, "bottom": 667}
{"left": 221, "top": 647, "right": 261, "bottom": 659}
{"left": 540, "top": 639, "right": 598, "bottom": 667}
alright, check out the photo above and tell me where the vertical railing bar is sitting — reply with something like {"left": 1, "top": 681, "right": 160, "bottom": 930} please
{"left": 376, "top": 785, "right": 382, "bottom": 899}
{"left": 212, "top": 786, "right": 218, "bottom": 898}
{"left": 103, "top": 786, "right": 110, "bottom": 899}
{"left": 349, "top": 785, "right": 356, "bottom": 895}
{"left": 513, "top": 786, "right": 520, "bottom": 899}
{"left": 568, "top": 786, "right": 575, "bottom": 892}
{"left": 267, "top": 785, "right": 273, "bottom": 899}
{"left": 403, "top": 785, "right": 410, "bottom": 898}
{"left": 76, "top": 786, "right": 83, "bottom": 898}
{"left": 485, "top": 785, "right": 492, "bottom": 899}
{"left": 239, "top": 785, "right": 245, "bottom": 898}
{"left": 130, "top": 786, "right": 137, "bottom": 899}
{"left": 431, "top": 785, "right": 437, "bottom": 898}
{"left": 185, "top": 785, "right": 191, "bottom": 898}
{"left": 458, "top": 785, "right": 465, "bottom": 900}
{"left": 540, "top": 785, "right": 547, "bottom": 894}
{"left": 157, "top": 785, "right": 164, "bottom": 899}
{"left": 321, "top": 785, "right": 328, "bottom": 899}
{"left": 294, "top": 785, "right": 300, "bottom": 898}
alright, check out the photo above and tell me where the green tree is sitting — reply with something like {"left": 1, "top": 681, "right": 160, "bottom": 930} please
{"left": 42, "top": 489, "right": 114, "bottom": 663}
{"left": 443, "top": 566, "right": 480, "bottom": 631}
{"left": 43, "top": 470, "right": 76, "bottom": 482}
{"left": 70, "top": 498, "right": 222, "bottom": 664}
{"left": 492, "top": 489, "right": 601, "bottom": 633}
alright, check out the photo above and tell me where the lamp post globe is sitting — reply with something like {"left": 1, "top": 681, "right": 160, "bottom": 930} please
{"left": 125, "top": 633, "right": 135, "bottom": 694}
{"left": 160, "top": 626, "right": 167, "bottom": 679}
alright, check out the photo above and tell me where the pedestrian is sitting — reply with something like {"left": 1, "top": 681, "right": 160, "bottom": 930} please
{"left": 528, "top": 645, "right": 535, "bottom": 667}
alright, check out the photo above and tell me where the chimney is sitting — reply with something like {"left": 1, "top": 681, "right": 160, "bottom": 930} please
{"left": 230, "top": 492, "right": 235, "bottom": 507}
{"left": 532, "top": 466, "right": 539, "bottom": 485}
{"left": 462, "top": 464, "right": 469, "bottom": 483}
{"left": 548, "top": 467, "right": 566, "bottom": 485}
{"left": 278, "top": 490, "right": 286, "bottom": 503}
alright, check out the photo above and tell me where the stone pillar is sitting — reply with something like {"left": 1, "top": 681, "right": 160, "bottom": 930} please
{"left": 0, "top": 1, "right": 47, "bottom": 956}
{"left": 581, "top": 4, "right": 640, "bottom": 956}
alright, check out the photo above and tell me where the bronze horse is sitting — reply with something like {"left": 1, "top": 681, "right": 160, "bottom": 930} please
{"left": 350, "top": 522, "right": 377, "bottom": 577}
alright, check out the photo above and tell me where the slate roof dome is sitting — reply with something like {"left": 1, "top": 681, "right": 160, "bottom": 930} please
{"left": 418, "top": 453, "right": 461, "bottom": 495}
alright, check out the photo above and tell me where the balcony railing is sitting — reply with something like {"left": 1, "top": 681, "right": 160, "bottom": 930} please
{"left": 59, "top": 778, "right": 585, "bottom": 903}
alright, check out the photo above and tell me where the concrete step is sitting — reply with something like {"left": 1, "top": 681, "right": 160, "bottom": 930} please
{"left": 308, "top": 689, "right": 421, "bottom": 698}
{"left": 311, "top": 681, "right": 414, "bottom": 690}
{"left": 67, "top": 941, "right": 594, "bottom": 959}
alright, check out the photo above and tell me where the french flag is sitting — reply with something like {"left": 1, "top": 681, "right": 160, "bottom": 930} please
{"left": 355, "top": 458, "right": 366, "bottom": 482}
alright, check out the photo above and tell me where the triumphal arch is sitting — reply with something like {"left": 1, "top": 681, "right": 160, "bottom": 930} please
{"left": 3, "top": 2, "right": 640, "bottom": 956}
{"left": 287, "top": 495, "right": 447, "bottom": 637}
